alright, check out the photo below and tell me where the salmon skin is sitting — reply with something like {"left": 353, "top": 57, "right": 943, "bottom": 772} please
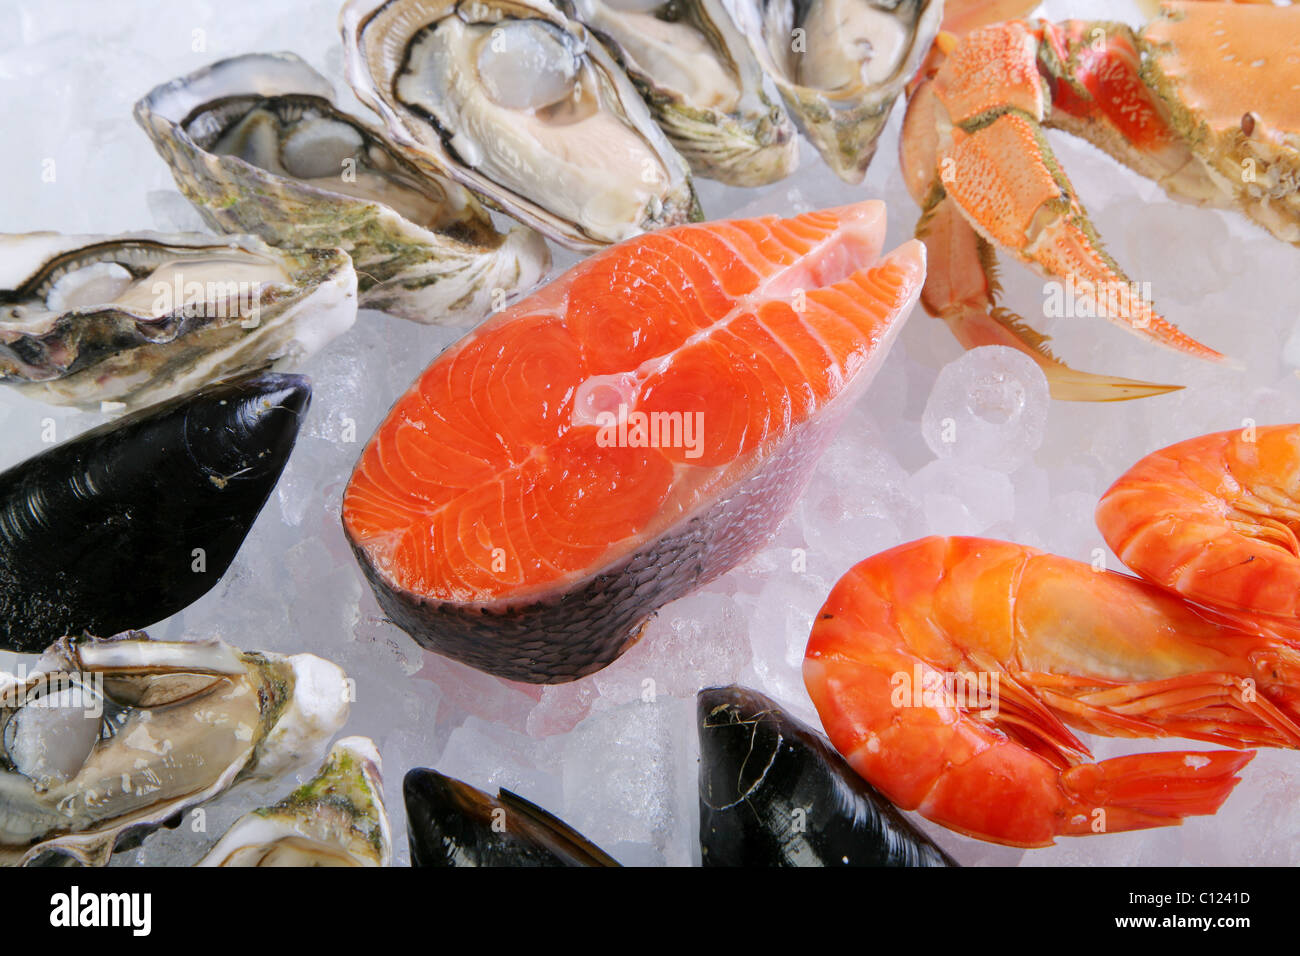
{"left": 343, "top": 202, "right": 925, "bottom": 683}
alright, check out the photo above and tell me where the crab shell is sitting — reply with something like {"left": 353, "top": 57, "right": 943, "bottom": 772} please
{"left": 1142, "top": 1, "right": 1300, "bottom": 242}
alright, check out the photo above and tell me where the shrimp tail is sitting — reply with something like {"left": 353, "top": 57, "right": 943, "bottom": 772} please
{"left": 1057, "top": 750, "right": 1254, "bottom": 837}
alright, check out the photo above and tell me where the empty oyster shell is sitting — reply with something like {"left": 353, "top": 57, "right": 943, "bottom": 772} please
{"left": 723, "top": 0, "right": 941, "bottom": 182}
{"left": 561, "top": 0, "right": 797, "bottom": 186}
{"left": 0, "top": 231, "right": 355, "bottom": 409}
{"left": 196, "top": 736, "right": 391, "bottom": 866}
{"left": 342, "top": 0, "right": 702, "bottom": 249}
{"left": 135, "top": 52, "right": 548, "bottom": 324}
{"left": 0, "top": 631, "right": 350, "bottom": 867}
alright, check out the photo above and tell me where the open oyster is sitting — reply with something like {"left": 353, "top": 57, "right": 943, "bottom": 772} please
{"left": 135, "top": 53, "right": 548, "bottom": 324}
{"left": 0, "top": 631, "right": 350, "bottom": 866}
{"left": 722, "top": 0, "right": 941, "bottom": 182}
{"left": 561, "top": 0, "right": 797, "bottom": 186}
{"left": 342, "top": 0, "right": 702, "bottom": 249}
{"left": 0, "top": 231, "right": 355, "bottom": 409}
{"left": 196, "top": 736, "right": 390, "bottom": 866}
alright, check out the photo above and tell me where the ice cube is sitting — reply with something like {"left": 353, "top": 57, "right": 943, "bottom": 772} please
{"left": 560, "top": 697, "right": 696, "bottom": 865}
{"left": 735, "top": 572, "right": 829, "bottom": 725}
{"left": 912, "top": 459, "right": 1015, "bottom": 536}
{"left": 922, "top": 346, "right": 1049, "bottom": 472}
{"left": 438, "top": 717, "right": 564, "bottom": 813}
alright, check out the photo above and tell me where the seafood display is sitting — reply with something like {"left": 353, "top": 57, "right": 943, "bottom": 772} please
{"left": 0, "top": 630, "right": 349, "bottom": 866}
{"left": 340, "top": 0, "right": 702, "bottom": 249}
{"left": 0, "top": 231, "right": 353, "bottom": 408}
{"left": 404, "top": 768, "right": 618, "bottom": 866}
{"left": 724, "top": 0, "right": 942, "bottom": 182}
{"left": 1096, "top": 425, "right": 1300, "bottom": 619}
{"left": 197, "top": 736, "right": 391, "bottom": 866}
{"left": 342, "top": 201, "right": 924, "bottom": 682}
{"left": 560, "top": 0, "right": 798, "bottom": 185}
{"left": 135, "top": 52, "right": 549, "bottom": 324}
{"left": 804, "top": 535, "right": 1280, "bottom": 847}
{"left": 900, "top": 1, "right": 1300, "bottom": 400}
{"left": 0, "top": 373, "right": 309, "bottom": 653}
{"left": 6, "top": 0, "right": 1300, "bottom": 874}
{"left": 698, "top": 685, "right": 955, "bottom": 866}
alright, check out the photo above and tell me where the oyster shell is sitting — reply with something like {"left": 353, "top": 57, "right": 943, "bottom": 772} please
{"left": 723, "top": 0, "right": 941, "bottom": 182}
{"left": 0, "top": 231, "right": 354, "bottom": 409}
{"left": 561, "top": 0, "right": 797, "bottom": 186}
{"left": 135, "top": 52, "right": 549, "bottom": 324}
{"left": 196, "top": 736, "right": 391, "bottom": 866}
{"left": 341, "top": 0, "right": 703, "bottom": 249}
{"left": 0, "top": 631, "right": 350, "bottom": 867}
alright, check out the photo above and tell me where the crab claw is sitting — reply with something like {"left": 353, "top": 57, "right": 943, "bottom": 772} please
{"left": 943, "top": 112, "right": 1223, "bottom": 361}
{"left": 903, "top": 19, "right": 1228, "bottom": 401}
{"left": 903, "top": 75, "right": 1183, "bottom": 400}
{"left": 914, "top": 190, "right": 1182, "bottom": 401}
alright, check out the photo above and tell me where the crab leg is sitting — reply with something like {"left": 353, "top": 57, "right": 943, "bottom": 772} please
{"left": 902, "top": 65, "right": 1185, "bottom": 400}
{"left": 905, "top": 18, "right": 1229, "bottom": 400}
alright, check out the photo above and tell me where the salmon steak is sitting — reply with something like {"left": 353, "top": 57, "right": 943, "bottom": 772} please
{"left": 342, "top": 201, "right": 925, "bottom": 683}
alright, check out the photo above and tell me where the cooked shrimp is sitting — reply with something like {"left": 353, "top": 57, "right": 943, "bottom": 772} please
{"left": 803, "top": 536, "right": 1300, "bottom": 847}
{"left": 1096, "top": 425, "right": 1300, "bottom": 619}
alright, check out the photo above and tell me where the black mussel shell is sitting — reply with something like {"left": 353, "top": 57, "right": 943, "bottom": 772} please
{"left": 698, "top": 685, "right": 957, "bottom": 867}
{"left": 404, "top": 769, "right": 619, "bottom": 867}
{"left": 0, "top": 371, "right": 310, "bottom": 652}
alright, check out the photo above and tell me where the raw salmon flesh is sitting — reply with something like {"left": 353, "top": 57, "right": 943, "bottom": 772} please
{"left": 342, "top": 201, "right": 925, "bottom": 682}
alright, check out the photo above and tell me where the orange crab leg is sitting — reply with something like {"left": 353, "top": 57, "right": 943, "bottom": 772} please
{"left": 944, "top": 113, "right": 1221, "bottom": 362}
{"left": 902, "top": 15, "right": 1243, "bottom": 400}
{"left": 914, "top": 190, "right": 1181, "bottom": 400}
{"left": 910, "top": 0, "right": 1043, "bottom": 97}
{"left": 901, "top": 71, "right": 1185, "bottom": 400}
{"left": 1041, "top": 21, "right": 1181, "bottom": 155}
{"left": 939, "top": 22, "right": 1224, "bottom": 353}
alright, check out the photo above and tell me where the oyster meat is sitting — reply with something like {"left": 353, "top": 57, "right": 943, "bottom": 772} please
{"left": 196, "top": 736, "right": 391, "bottom": 866}
{"left": 342, "top": 0, "right": 702, "bottom": 249}
{"left": 0, "top": 231, "right": 354, "bottom": 409}
{"left": 0, "top": 631, "right": 349, "bottom": 867}
{"left": 723, "top": 0, "right": 941, "bottom": 182}
{"left": 562, "top": 0, "right": 797, "bottom": 186}
{"left": 135, "top": 52, "right": 549, "bottom": 325}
